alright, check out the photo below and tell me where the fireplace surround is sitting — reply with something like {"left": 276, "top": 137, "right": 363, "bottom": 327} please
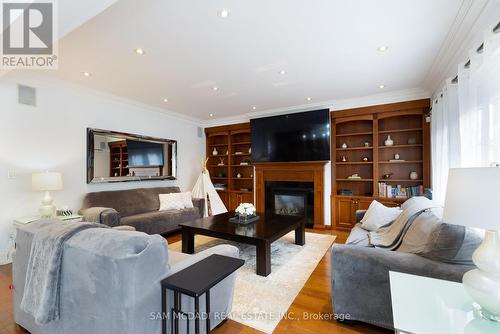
{"left": 254, "top": 162, "right": 327, "bottom": 228}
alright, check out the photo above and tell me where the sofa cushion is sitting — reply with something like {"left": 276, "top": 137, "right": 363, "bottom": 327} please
{"left": 420, "top": 223, "right": 483, "bottom": 265}
{"left": 360, "top": 200, "right": 402, "bottom": 231}
{"left": 82, "top": 187, "right": 181, "bottom": 217}
{"left": 121, "top": 208, "right": 200, "bottom": 235}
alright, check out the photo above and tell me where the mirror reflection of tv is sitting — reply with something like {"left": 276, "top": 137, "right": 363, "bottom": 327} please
{"left": 127, "top": 140, "right": 164, "bottom": 167}
{"left": 251, "top": 109, "right": 331, "bottom": 162}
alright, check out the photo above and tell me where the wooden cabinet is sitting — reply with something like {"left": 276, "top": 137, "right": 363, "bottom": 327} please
{"left": 229, "top": 191, "right": 254, "bottom": 211}
{"left": 331, "top": 99, "right": 431, "bottom": 230}
{"left": 335, "top": 196, "right": 397, "bottom": 229}
{"left": 205, "top": 123, "right": 254, "bottom": 213}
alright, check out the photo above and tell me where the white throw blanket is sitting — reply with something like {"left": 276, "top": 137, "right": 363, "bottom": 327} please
{"left": 20, "top": 220, "right": 106, "bottom": 324}
{"left": 369, "top": 197, "right": 440, "bottom": 250}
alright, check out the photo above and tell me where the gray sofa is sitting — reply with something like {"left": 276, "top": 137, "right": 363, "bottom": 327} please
{"left": 13, "top": 220, "right": 239, "bottom": 334}
{"left": 331, "top": 210, "right": 476, "bottom": 330}
{"left": 80, "top": 186, "right": 205, "bottom": 235}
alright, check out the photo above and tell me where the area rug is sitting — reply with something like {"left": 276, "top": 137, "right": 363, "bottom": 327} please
{"left": 169, "top": 232, "right": 336, "bottom": 333}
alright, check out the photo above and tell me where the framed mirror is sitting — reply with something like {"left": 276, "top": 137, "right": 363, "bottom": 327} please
{"left": 87, "top": 128, "right": 177, "bottom": 184}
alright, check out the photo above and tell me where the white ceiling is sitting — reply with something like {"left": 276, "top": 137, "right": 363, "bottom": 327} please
{"left": 44, "top": 0, "right": 466, "bottom": 121}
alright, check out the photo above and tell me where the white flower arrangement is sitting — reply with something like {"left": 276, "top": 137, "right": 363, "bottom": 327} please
{"left": 235, "top": 203, "right": 256, "bottom": 216}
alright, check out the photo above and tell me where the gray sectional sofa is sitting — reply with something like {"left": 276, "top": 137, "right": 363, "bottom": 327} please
{"left": 80, "top": 186, "right": 204, "bottom": 235}
{"left": 331, "top": 208, "right": 478, "bottom": 330}
{"left": 13, "top": 220, "right": 239, "bottom": 334}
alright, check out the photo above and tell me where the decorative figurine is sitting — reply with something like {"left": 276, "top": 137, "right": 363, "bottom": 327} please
{"left": 382, "top": 173, "right": 393, "bottom": 179}
{"left": 362, "top": 157, "right": 369, "bottom": 162}
{"left": 347, "top": 173, "right": 361, "bottom": 179}
{"left": 236, "top": 173, "right": 242, "bottom": 178}
{"left": 341, "top": 143, "right": 348, "bottom": 149}
{"left": 248, "top": 147, "right": 252, "bottom": 154}
{"left": 341, "top": 155, "right": 347, "bottom": 162}
{"left": 385, "top": 135, "right": 394, "bottom": 146}
{"left": 217, "top": 157, "right": 225, "bottom": 166}
{"left": 225, "top": 150, "right": 229, "bottom": 155}
{"left": 410, "top": 171, "right": 419, "bottom": 180}
{"left": 364, "top": 142, "right": 370, "bottom": 147}
{"left": 394, "top": 153, "right": 400, "bottom": 160}
{"left": 212, "top": 147, "right": 218, "bottom": 156}
{"left": 407, "top": 137, "right": 417, "bottom": 145}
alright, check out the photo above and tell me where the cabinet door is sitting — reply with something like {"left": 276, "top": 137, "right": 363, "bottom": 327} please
{"left": 239, "top": 192, "right": 254, "bottom": 204}
{"left": 336, "top": 197, "right": 355, "bottom": 229}
{"left": 356, "top": 199, "right": 372, "bottom": 211}
{"left": 228, "top": 193, "right": 240, "bottom": 211}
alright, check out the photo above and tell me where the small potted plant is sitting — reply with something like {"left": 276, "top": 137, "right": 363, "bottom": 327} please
{"left": 235, "top": 203, "right": 257, "bottom": 224}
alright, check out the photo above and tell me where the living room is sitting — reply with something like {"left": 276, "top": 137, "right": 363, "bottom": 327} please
{"left": 1, "top": 1, "right": 499, "bottom": 333}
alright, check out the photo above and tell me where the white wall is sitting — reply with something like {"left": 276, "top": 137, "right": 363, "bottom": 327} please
{"left": 0, "top": 72, "right": 204, "bottom": 264}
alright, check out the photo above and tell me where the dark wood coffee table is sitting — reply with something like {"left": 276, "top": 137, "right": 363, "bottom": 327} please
{"left": 179, "top": 212, "right": 305, "bottom": 276}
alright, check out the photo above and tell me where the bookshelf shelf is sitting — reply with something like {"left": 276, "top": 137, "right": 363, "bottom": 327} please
{"left": 336, "top": 162, "right": 373, "bottom": 165}
{"left": 336, "top": 131, "right": 373, "bottom": 137}
{"left": 381, "top": 179, "right": 423, "bottom": 182}
{"left": 337, "top": 147, "right": 373, "bottom": 151}
{"left": 379, "top": 144, "right": 423, "bottom": 149}
{"left": 378, "top": 128, "right": 423, "bottom": 134}
{"left": 336, "top": 179, "right": 373, "bottom": 182}
{"left": 378, "top": 160, "right": 423, "bottom": 164}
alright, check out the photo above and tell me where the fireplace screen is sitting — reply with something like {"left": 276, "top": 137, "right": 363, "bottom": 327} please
{"left": 274, "top": 194, "right": 306, "bottom": 216}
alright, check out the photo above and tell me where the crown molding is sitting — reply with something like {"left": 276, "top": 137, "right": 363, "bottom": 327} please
{"left": 423, "top": 0, "right": 497, "bottom": 93}
{"left": 201, "top": 87, "right": 430, "bottom": 127}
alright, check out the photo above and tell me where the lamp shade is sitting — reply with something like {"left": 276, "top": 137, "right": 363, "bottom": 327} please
{"left": 443, "top": 167, "right": 500, "bottom": 230}
{"left": 32, "top": 172, "right": 63, "bottom": 191}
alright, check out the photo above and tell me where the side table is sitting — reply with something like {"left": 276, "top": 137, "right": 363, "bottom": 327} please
{"left": 161, "top": 254, "right": 244, "bottom": 334}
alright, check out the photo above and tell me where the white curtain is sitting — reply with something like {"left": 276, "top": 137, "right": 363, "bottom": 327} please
{"left": 432, "top": 24, "right": 500, "bottom": 203}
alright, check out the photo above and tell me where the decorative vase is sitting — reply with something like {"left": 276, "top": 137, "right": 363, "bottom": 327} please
{"left": 248, "top": 147, "right": 252, "bottom": 154}
{"left": 237, "top": 173, "right": 241, "bottom": 178}
{"left": 364, "top": 142, "right": 370, "bottom": 147}
{"left": 410, "top": 171, "right": 418, "bottom": 180}
{"left": 385, "top": 135, "right": 394, "bottom": 146}
{"left": 341, "top": 155, "right": 347, "bottom": 162}
{"left": 394, "top": 153, "right": 400, "bottom": 160}
{"left": 212, "top": 147, "right": 218, "bottom": 156}
{"left": 341, "top": 143, "right": 348, "bottom": 149}
{"left": 238, "top": 213, "right": 249, "bottom": 224}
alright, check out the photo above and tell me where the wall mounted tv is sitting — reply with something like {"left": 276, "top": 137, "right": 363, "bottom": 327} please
{"left": 251, "top": 109, "right": 331, "bottom": 162}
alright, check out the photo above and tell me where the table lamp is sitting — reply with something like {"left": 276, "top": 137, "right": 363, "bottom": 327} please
{"left": 32, "top": 172, "right": 63, "bottom": 218}
{"left": 443, "top": 167, "right": 500, "bottom": 321}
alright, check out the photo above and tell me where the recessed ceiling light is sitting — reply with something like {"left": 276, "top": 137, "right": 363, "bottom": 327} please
{"left": 163, "top": 98, "right": 168, "bottom": 102}
{"left": 82, "top": 71, "right": 91, "bottom": 77}
{"left": 209, "top": 113, "right": 214, "bottom": 117}
{"left": 212, "top": 86, "right": 219, "bottom": 91}
{"left": 377, "top": 46, "right": 389, "bottom": 52}
{"left": 252, "top": 106, "right": 257, "bottom": 110}
{"left": 379, "top": 84, "right": 385, "bottom": 89}
{"left": 134, "top": 48, "right": 145, "bottom": 55}
{"left": 219, "top": 9, "right": 229, "bottom": 18}
{"left": 279, "top": 70, "right": 286, "bottom": 75}
{"left": 306, "top": 97, "right": 312, "bottom": 101}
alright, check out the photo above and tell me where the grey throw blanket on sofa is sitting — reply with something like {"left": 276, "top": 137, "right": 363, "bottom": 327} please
{"left": 369, "top": 197, "right": 440, "bottom": 250}
{"left": 20, "top": 220, "right": 107, "bottom": 324}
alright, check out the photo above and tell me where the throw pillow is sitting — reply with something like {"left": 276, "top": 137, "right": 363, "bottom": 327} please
{"left": 420, "top": 223, "right": 483, "bottom": 265}
{"left": 159, "top": 193, "right": 185, "bottom": 211}
{"left": 180, "top": 192, "right": 194, "bottom": 209}
{"left": 361, "top": 200, "right": 402, "bottom": 231}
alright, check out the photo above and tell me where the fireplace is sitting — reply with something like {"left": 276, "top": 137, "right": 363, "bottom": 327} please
{"left": 265, "top": 181, "right": 314, "bottom": 228}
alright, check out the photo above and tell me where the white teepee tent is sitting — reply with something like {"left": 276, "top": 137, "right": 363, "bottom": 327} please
{"left": 192, "top": 159, "right": 228, "bottom": 216}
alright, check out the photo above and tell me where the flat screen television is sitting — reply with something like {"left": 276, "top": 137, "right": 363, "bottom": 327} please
{"left": 251, "top": 109, "right": 330, "bottom": 162}
{"left": 127, "top": 139, "right": 164, "bottom": 167}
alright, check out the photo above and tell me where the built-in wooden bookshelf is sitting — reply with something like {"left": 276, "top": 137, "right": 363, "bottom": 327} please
{"left": 205, "top": 123, "right": 254, "bottom": 211}
{"left": 331, "top": 99, "right": 431, "bottom": 229}
{"left": 109, "top": 140, "right": 129, "bottom": 177}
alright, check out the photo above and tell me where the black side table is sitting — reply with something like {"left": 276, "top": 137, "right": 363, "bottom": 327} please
{"left": 161, "top": 254, "right": 244, "bottom": 334}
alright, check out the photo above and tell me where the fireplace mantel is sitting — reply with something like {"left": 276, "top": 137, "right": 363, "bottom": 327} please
{"left": 254, "top": 161, "right": 328, "bottom": 228}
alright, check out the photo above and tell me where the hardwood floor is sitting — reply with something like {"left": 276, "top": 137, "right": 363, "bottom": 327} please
{"left": 0, "top": 228, "right": 390, "bottom": 334}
